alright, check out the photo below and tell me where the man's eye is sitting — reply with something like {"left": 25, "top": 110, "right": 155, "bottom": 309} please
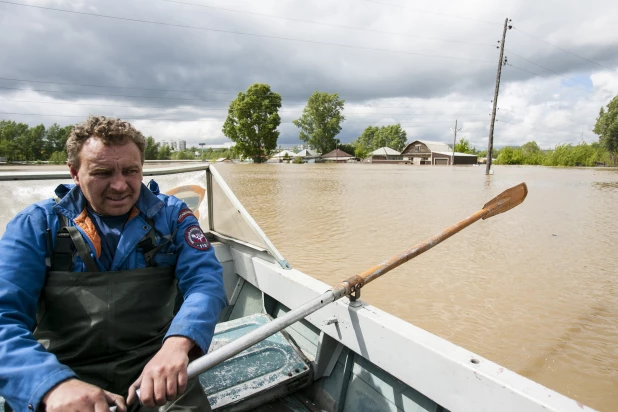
{"left": 93, "top": 171, "right": 110, "bottom": 176}
{"left": 126, "top": 169, "right": 138, "bottom": 175}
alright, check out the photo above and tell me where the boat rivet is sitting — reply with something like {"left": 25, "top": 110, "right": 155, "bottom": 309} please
{"left": 303, "top": 366, "right": 308, "bottom": 370}
{"left": 471, "top": 358, "right": 480, "bottom": 364}
{"left": 295, "top": 368, "right": 300, "bottom": 373}
{"left": 143, "top": 225, "right": 148, "bottom": 230}
{"left": 288, "top": 372, "right": 292, "bottom": 376}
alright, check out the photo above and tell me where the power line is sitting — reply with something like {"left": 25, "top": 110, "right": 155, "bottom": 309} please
{"left": 505, "top": 63, "right": 547, "bottom": 78}
{"left": 504, "top": 63, "right": 592, "bottom": 92}
{"left": 512, "top": 27, "right": 617, "bottom": 72}
{"left": 163, "top": 0, "right": 495, "bottom": 48}
{"left": 361, "top": 0, "right": 501, "bottom": 26}
{"left": 496, "top": 117, "right": 578, "bottom": 134}
{"left": 505, "top": 49, "right": 593, "bottom": 88}
{"left": 0, "top": 1, "right": 495, "bottom": 64}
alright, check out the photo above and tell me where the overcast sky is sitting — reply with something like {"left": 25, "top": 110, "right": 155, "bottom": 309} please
{"left": 0, "top": 0, "right": 617, "bottom": 150}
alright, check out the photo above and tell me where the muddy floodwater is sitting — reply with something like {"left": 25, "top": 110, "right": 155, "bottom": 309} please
{"left": 1, "top": 163, "right": 617, "bottom": 411}
{"left": 216, "top": 163, "right": 618, "bottom": 412}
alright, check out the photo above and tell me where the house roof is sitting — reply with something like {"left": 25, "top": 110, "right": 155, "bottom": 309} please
{"left": 370, "top": 147, "right": 401, "bottom": 156}
{"left": 295, "top": 149, "right": 320, "bottom": 157}
{"left": 402, "top": 140, "right": 451, "bottom": 154}
{"left": 271, "top": 150, "right": 297, "bottom": 158}
{"left": 321, "top": 148, "right": 354, "bottom": 158}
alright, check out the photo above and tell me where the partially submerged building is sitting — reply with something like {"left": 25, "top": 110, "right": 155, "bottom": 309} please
{"left": 367, "top": 147, "right": 407, "bottom": 164}
{"left": 294, "top": 149, "right": 320, "bottom": 163}
{"left": 320, "top": 149, "right": 355, "bottom": 163}
{"left": 401, "top": 140, "right": 478, "bottom": 165}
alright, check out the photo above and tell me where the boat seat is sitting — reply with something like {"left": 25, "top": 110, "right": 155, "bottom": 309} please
{"left": 203, "top": 313, "right": 313, "bottom": 411}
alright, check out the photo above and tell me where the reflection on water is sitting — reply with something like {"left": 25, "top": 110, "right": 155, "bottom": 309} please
{"left": 1, "top": 163, "right": 617, "bottom": 410}
{"left": 215, "top": 164, "right": 618, "bottom": 412}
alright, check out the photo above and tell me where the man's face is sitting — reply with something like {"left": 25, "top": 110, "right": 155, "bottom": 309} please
{"left": 69, "top": 138, "right": 143, "bottom": 216}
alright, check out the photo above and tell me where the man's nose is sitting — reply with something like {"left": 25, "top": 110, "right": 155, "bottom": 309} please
{"left": 110, "top": 173, "right": 128, "bottom": 192}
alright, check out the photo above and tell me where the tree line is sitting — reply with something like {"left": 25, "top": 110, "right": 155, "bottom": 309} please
{"left": 0, "top": 121, "right": 235, "bottom": 163}
{"left": 1, "top": 92, "right": 616, "bottom": 166}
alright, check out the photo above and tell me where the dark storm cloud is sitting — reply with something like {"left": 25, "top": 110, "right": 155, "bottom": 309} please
{"left": 0, "top": 0, "right": 616, "bottom": 148}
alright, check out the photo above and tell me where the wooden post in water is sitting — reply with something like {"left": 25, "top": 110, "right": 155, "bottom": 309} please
{"left": 486, "top": 18, "right": 510, "bottom": 175}
{"left": 451, "top": 120, "right": 460, "bottom": 165}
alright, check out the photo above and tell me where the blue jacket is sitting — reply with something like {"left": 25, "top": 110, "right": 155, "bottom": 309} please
{"left": 0, "top": 182, "right": 226, "bottom": 411}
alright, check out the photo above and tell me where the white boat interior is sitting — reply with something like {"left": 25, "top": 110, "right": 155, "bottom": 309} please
{"left": 0, "top": 165, "right": 595, "bottom": 411}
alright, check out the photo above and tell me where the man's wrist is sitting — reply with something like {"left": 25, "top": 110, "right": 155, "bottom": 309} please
{"left": 163, "top": 336, "right": 196, "bottom": 354}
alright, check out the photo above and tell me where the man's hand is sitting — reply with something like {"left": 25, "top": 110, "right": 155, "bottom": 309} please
{"left": 127, "top": 336, "right": 195, "bottom": 408}
{"left": 42, "top": 378, "right": 126, "bottom": 412}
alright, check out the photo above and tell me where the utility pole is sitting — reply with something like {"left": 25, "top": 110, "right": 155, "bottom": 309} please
{"left": 486, "top": 18, "right": 511, "bottom": 175}
{"left": 451, "top": 119, "right": 461, "bottom": 165}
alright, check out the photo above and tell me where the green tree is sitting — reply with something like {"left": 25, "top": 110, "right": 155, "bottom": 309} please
{"left": 520, "top": 141, "right": 543, "bottom": 165}
{"left": 44, "top": 123, "right": 72, "bottom": 158}
{"left": 171, "top": 150, "right": 194, "bottom": 160}
{"left": 454, "top": 137, "right": 476, "bottom": 154}
{"left": 19, "top": 124, "right": 46, "bottom": 161}
{"left": 145, "top": 136, "right": 159, "bottom": 160}
{"left": 337, "top": 143, "right": 356, "bottom": 156}
{"left": 375, "top": 124, "right": 407, "bottom": 151}
{"left": 355, "top": 126, "right": 379, "bottom": 152}
{"left": 495, "top": 147, "right": 523, "bottom": 165}
{"left": 223, "top": 83, "right": 282, "bottom": 163}
{"left": 293, "top": 91, "right": 345, "bottom": 154}
{"left": 354, "top": 144, "right": 369, "bottom": 160}
{"left": 354, "top": 124, "right": 407, "bottom": 152}
{"left": 0, "top": 121, "right": 29, "bottom": 161}
{"left": 158, "top": 146, "right": 172, "bottom": 160}
{"left": 49, "top": 150, "right": 68, "bottom": 164}
{"left": 593, "top": 95, "right": 618, "bottom": 165}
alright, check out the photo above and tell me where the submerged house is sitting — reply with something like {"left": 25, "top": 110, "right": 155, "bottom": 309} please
{"left": 268, "top": 150, "right": 297, "bottom": 163}
{"left": 401, "top": 140, "right": 478, "bottom": 165}
{"left": 294, "top": 149, "right": 320, "bottom": 163}
{"left": 367, "top": 147, "right": 407, "bottom": 164}
{"left": 320, "top": 149, "right": 355, "bottom": 163}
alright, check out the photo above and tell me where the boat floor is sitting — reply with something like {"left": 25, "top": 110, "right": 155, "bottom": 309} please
{"left": 255, "top": 392, "right": 320, "bottom": 412}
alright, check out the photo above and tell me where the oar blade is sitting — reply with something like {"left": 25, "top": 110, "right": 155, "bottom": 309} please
{"left": 482, "top": 182, "right": 528, "bottom": 219}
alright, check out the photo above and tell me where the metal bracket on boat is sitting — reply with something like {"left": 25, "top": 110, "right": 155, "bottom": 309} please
{"left": 349, "top": 287, "right": 361, "bottom": 302}
{"left": 343, "top": 275, "right": 364, "bottom": 305}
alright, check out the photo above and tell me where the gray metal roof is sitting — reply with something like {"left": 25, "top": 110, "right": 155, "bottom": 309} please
{"left": 370, "top": 147, "right": 401, "bottom": 156}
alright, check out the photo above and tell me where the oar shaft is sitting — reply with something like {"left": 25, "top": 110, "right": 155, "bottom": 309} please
{"left": 354, "top": 209, "right": 487, "bottom": 286}
{"left": 187, "top": 289, "right": 339, "bottom": 378}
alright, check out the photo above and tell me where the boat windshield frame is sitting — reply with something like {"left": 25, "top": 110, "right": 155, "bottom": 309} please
{"left": 0, "top": 163, "right": 291, "bottom": 270}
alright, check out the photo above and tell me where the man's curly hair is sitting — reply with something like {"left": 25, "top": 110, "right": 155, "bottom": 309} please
{"left": 66, "top": 116, "right": 146, "bottom": 170}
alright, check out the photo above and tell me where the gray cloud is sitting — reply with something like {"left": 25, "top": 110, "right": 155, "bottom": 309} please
{"left": 0, "top": 0, "right": 616, "bottom": 150}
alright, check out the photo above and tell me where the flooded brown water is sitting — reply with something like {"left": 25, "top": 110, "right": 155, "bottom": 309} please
{"left": 1, "top": 162, "right": 616, "bottom": 410}
{"left": 214, "top": 163, "right": 618, "bottom": 412}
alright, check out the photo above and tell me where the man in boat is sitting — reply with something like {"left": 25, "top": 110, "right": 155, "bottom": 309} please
{"left": 0, "top": 116, "right": 226, "bottom": 411}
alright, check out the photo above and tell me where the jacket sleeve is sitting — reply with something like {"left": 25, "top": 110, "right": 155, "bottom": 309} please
{"left": 164, "top": 201, "right": 227, "bottom": 354}
{"left": 0, "top": 207, "right": 76, "bottom": 411}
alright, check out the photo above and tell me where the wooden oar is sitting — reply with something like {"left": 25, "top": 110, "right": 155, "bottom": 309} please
{"left": 183, "top": 182, "right": 528, "bottom": 380}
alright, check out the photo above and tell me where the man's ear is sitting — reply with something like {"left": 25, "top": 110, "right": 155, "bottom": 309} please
{"left": 68, "top": 164, "right": 80, "bottom": 185}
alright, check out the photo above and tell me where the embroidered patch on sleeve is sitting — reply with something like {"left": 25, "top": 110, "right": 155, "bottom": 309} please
{"left": 185, "top": 226, "right": 210, "bottom": 250}
{"left": 178, "top": 208, "right": 195, "bottom": 223}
